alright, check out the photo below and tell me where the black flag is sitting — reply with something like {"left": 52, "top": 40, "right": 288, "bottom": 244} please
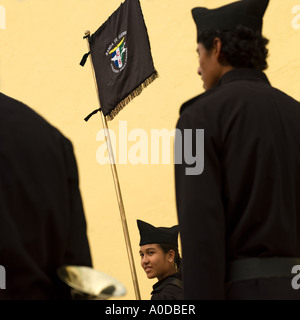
{"left": 83, "top": 0, "right": 158, "bottom": 121}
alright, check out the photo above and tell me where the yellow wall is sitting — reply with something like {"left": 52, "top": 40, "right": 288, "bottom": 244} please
{"left": 1, "top": 0, "right": 299, "bottom": 300}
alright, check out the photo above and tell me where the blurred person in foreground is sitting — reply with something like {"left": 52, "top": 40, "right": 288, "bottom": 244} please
{"left": 0, "top": 92, "right": 92, "bottom": 299}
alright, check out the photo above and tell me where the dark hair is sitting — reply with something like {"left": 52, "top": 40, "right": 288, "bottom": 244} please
{"left": 198, "top": 25, "right": 269, "bottom": 71}
{"left": 159, "top": 243, "right": 182, "bottom": 279}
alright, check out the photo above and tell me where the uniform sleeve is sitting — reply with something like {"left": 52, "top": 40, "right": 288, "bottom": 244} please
{"left": 62, "top": 137, "right": 93, "bottom": 267}
{"left": 175, "top": 110, "right": 226, "bottom": 299}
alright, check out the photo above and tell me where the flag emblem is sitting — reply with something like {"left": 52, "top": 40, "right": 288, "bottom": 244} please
{"left": 109, "top": 37, "right": 127, "bottom": 72}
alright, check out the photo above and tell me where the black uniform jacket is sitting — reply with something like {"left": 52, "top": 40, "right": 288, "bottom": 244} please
{"left": 175, "top": 69, "right": 300, "bottom": 299}
{"left": 0, "top": 92, "right": 92, "bottom": 299}
{"left": 151, "top": 273, "right": 183, "bottom": 300}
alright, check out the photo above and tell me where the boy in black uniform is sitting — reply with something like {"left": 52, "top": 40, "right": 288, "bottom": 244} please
{"left": 175, "top": 0, "right": 300, "bottom": 299}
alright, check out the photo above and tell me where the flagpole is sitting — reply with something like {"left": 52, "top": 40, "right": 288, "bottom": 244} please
{"left": 84, "top": 30, "right": 141, "bottom": 301}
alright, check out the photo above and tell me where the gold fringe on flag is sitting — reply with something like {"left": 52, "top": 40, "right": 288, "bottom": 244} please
{"left": 106, "top": 70, "right": 158, "bottom": 121}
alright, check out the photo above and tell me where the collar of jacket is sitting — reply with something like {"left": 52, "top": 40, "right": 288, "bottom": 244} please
{"left": 218, "top": 68, "right": 270, "bottom": 86}
{"left": 151, "top": 273, "right": 181, "bottom": 294}
{"left": 179, "top": 68, "right": 271, "bottom": 115}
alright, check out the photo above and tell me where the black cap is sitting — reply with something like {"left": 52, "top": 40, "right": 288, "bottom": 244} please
{"left": 137, "top": 220, "right": 179, "bottom": 247}
{"left": 192, "top": 0, "right": 269, "bottom": 40}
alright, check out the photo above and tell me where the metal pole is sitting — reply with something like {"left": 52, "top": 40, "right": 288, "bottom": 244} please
{"left": 84, "top": 30, "right": 141, "bottom": 300}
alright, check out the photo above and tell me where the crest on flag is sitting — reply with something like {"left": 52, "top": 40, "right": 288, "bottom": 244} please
{"left": 107, "top": 34, "right": 128, "bottom": 73}
{"left": 81, "top": 0, "right": 158, "bottom": 121}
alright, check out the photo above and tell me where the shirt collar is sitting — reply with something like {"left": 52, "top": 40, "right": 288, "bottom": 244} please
{"left": 151, "top": 273, "right": 179, "bottom": 292}
{"left": 179, "top": 68, "right": 271, "bottom": 115}
{"left": 217, "top": 68, "right": 270, "bottom": 87}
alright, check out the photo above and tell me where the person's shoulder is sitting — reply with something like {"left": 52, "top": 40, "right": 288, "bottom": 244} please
{"left": 177, "top": 86, "right": 230, "bottom": 129}
{"left": 0, "top": 91, "right": 37, "bottom": 111}
{"left": 151, "top": 277, "right": 184, "bottom": 300}
{"left": 179, "top": 82, "right": 239, "bottom": 115}
{"left": 0, "top": 92, "right": 68, "bottom": 141}
{"left": 179, "top": 90, "right": 215, "bottom": 115}
{"left": 151, "top": 283, "right": 183, "bottom": 300}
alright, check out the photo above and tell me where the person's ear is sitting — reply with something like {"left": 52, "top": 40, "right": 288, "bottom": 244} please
{"left": 167, "top": 250, "right": 175, "bottom": 263}
{"left": 212, "top": 37, "right": 222, "bottom": 59}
